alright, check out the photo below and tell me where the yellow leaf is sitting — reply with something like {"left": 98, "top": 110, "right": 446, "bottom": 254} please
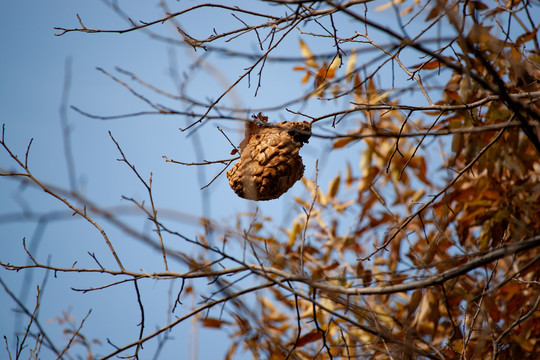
{"left": 411, "top": 189, "right": 425, "bottom": 203}
{"left": 369, "top": 90, "right": 392, "bottom": 104}
{"left": 317, "top": 187, "right": 328, "bottom": 207}
{"left": 360, "top": 142, "right": 373, "bottom": 178}
{"left": 328, "top": 56, "right": 341, "bottom": 71}
{"left": 260, "top": 296, "right": 276, "bottom": 312}
{"left": 345, "top": 49, "right": 357, "bottom": 82}
{"left": 333, "top": 199, "right": 354, "bottom": 213}
{"left": 345, "top": 162, "right": 354, "bottom": 187}
{"left": 302, "top": 177, "right": 316, "bottom": 193}
{"left": 299, "top": 39, "right": 313, "bottom": 58}
{"left": 299, "top": 39, "right": 318, "bottom": 68}
{"left": 302, "top": 176, "right": 326, "bottom": 205}
{"left": 287, "top": 219, "right": 302, "bottom": 247}
{"left": 294, "top": 196, "right": 311, "bottom": 209}
{"left": 375, "top": 0, "right": 404, "bottom": 12}
{"left": 328, "top": 174, "right": 341, "bottom": 199}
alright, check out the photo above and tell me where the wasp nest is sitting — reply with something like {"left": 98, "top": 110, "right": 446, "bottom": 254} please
{"left": 227, "top": 116, "right": 311, "bottom": 200}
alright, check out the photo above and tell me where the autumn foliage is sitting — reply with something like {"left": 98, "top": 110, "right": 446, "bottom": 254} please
{"left": 1, "top": 1, "right": 540, "bottom": 359}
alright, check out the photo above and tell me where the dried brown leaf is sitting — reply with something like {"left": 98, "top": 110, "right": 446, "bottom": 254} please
{"left": 201, "top": 318, "right": 230, "bottom": 328}
{"left": 332, "top": 136, "right": 358, "bottom": 149}
{"left": 296, "top": 330, "right": 323, "bottom": 347}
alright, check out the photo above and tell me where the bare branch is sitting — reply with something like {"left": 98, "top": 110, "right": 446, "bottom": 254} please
{"left": 100, "top": 282, "right": 275, "bottom": 359}
{"left": 1, "top": 129, "right": 125, "bottom": 271}
{"left": 56, "top": 309, "right": 92, "bottom": 359}
{"left": 0, "top": 279, "right": 60, "bottom": 357}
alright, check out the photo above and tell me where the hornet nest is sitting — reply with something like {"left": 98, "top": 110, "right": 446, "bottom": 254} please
{"left": 226, "top": 113, "right": 311, "bottom": 200}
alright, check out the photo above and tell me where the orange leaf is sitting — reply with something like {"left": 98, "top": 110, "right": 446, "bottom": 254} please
{"left": 400, "top": 5, "right": 413, "bottom": 16}
{"left": 316, "top": 66, "right": 335, "bottom": 83}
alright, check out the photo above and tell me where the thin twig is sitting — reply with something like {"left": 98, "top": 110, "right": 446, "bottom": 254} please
{"left": 109, "top": 132, "right": 168, "bottom": 271}
{"left": 162, "top": 155, "right": 239, "bottom": 166}
{"left": 56, "top": 309, "right": 92, "bottom": 360}
{"left": 100, "top": 282, "right": 275, "bottom": 359}
{"left": 133, "top": 280, "right": 145, "bottom": 358}
{"left": 1, "top": 129, "right": 125, "bottom": 270}
{"left": 311, "top": 288, "right": 333, "bottom": 359}
{"left": 285, "top": 293, "right": 302, "bottom": 360}
{"left": 0, "top": 279, "right": 60, "bottom": 357}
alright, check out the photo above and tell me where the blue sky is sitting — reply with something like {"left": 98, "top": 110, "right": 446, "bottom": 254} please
{"left": 0, "top": 1, "right": 475, "bottom": 358}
